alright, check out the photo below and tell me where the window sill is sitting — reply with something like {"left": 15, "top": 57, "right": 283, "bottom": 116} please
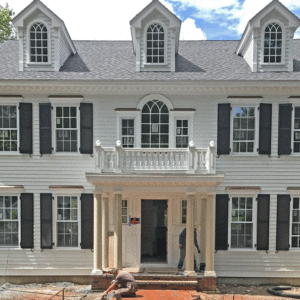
{"left": 227, "top": 248, "right": 257, "bottom": 252}
{"left": 260, "top": 63, "right": 285, "bottom": 66}
{"left": 230, "top": 153, "right": 260, "bottom": 157}
{"left": 144, "top": 63, "right": 168, "bottom": 66}
{"left": 26, "top": 62, "right": 52, "bottom": 66}
{"left": 0, "top": 152, "right": 22, "bottom": 156}
{"left": 53, "top": 247, "right": 81, "bottom": 250}
{"left": 0, "top": 246, "right": 21, "bottom": 250}
{"left": 52, "top": 152, "right": 82, "bottom": 156}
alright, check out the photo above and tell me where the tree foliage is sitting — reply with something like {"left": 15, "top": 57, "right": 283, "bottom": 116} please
{"left": 0, "top": 4, "right": 14, "bottom": 42}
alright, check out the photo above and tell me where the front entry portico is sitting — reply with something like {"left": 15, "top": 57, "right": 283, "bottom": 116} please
{"left": 86, "top": 172, "right": 223, "bottom": 290}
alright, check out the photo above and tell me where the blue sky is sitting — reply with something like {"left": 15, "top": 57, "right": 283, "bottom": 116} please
{"left": 2, "top": 0, "right": 300, "bottom": 40}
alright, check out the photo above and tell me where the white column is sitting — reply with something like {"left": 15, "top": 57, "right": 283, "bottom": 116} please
{"left": 114, "top": 193, "right": 123, "bottom": 269}
{"left": 200, "top": 198, "right": 207, "bottom": 264}
{"left": 205, "top": 194, "right": 216, "bottom": 277}
{"left": 92, "top": 193, "right": 103, "bottom": 274}
{"left": 102, "top": 195, "right": 109, "bottom": 269}
{"left": 184, "top": 194, "right": 196, "bottom": 276}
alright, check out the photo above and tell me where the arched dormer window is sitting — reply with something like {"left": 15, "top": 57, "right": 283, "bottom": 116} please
{"left": 264, "top": 23, "right": 282, "bottom": 63}
{"left": 141, "top": 100, "right": 169, "bottom": 148}
{"left": 147, "top": 24, "right": 164, "bottom": 64}
{"left": 30, "top": 23, "right": 48, "bottom": 63}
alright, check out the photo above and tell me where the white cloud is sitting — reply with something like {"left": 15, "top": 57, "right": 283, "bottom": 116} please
{"left": 180, "top": 18, "right": 207, "bottom": 40}
{"left": 170, "top": 0, "right": 300, "bottom": 37}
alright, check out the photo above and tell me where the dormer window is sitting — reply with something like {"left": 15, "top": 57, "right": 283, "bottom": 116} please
{"left": 264, "top": 23, "right": 282, "bottom": 63}
{"left": 147, "top": 24, "right": 164, "bottom": 64}
{"left": 30, "top": 23, "right": 48, "bottom": 63}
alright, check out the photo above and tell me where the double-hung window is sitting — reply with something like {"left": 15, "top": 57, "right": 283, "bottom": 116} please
{"left": 181, "top": 200, "right": 187, "bottom": 224}
{"left": 0, "top": 105, "right": 18, "bottom": 152}
{"left": 30, "top": 23, "right": 48, "bottom": 63}
{"left": 0, "top": 195, "right": 19, "bottom": 247}
{"left": 293, "top": 106, "right": 300, "bottom": 153}
{"left": 232, "top": 106, "right": 257, "bottom": 153}
{"left": 55, "top": 195, "right": 79, "bottom": 248}
{"left": 146, "top": 24, "right": 164, "bottom": 64}
{"left": 122, "top": 200, "right": 128, "bottom": 224}
{"left": 229, "top": 196, "right": 256, "bottom": 249}
{"left": 176, "top": 120, "right": 189, "bottom": 148}
{"left": 55, "top": 106, "right": 79, "bottom": 152}
{"left": 291, "top": 197, "right": 300, "bottom": 248}
{"left": 121, "top": 120, "right": 134, "bottom": 148}
{"left": 264, "top": 23, "right": 282, "bottom": 64}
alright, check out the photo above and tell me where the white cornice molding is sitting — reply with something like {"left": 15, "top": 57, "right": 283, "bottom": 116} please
{"left": 2, "top": 81, "right": 300, "bottom": 95}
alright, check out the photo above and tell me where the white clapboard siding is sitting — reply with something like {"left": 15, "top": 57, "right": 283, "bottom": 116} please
{"left": 1, "top": 91, "right": 300, "bottom": 276}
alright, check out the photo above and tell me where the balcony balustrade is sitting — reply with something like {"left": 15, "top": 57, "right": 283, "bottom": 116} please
{"left": 94, "top": 140, "right": 216, "bottom": 174}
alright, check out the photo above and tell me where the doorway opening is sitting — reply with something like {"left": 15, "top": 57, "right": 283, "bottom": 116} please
{"left": 141, "top": 200, "right": 168, "bottom": 263}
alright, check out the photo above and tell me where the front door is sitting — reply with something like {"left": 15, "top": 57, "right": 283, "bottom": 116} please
{"left": 141, "top": 200, "right": 168, "bottom": 263}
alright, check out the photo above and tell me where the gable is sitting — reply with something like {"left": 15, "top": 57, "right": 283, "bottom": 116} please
{"left": 260, "top": 8, "right": 288, "bottom": 28}
{"left": 23, "top": 8, "right": 52, "bottom": 27}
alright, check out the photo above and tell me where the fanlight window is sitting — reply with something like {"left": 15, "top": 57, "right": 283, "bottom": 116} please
{"left": 30, "top": 23, "right": 48, "bottom": 63}
{"left": 141, "top": 100, "right": 169, "bottom": 148}
{"left": 264, "top": 23, "right": 282, "bottom": 63}
{"left": 147, "top": 24, "right": 164, "bottom": 64}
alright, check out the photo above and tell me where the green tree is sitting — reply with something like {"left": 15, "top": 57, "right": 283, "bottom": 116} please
{"left": 0, "top": 4, "right": 14, "bottom": 42}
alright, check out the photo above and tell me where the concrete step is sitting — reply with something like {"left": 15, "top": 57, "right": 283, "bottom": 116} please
{"left": 136, "top": 279, "right": 198, "bottom": 290}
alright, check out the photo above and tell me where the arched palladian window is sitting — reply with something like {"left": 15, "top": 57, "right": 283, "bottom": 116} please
{"left": 30, "top": 23, "right": 48, "bottom": 63}
{"left": 147, "top": 24, "right": 164, "bottom": 64}
{"left": 264, "top": 23, "right": 282, "bottom": 63}
{"left": 141, "top": 100, "right": 169, "bottom": 148}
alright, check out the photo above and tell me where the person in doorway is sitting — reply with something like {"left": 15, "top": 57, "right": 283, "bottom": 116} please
{"left": 177, "top": 226, "right": 200, "bottom": 271}
{"left": 100, "top": 268, "right": 138, "bottom": 300}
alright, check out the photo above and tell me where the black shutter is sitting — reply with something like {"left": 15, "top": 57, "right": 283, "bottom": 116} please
{"left": 81, "top": 193, "right": 93, "bottom": 249}
{"left": 40, "top": 193, "right": 53, "bottom": 249}
{"left": 80, "top": 103, "right": 93, "bottom": 154}
{"left": 215, "top": 194, "right": 229, "bottom": 250}
{"left": 259, "top": 104, "right": 272, "bottom": 155}
{"left": 19, "top": 103, "right": 33, "bottom": 154}
{"left": 39, "top": 103, "right": 52, "bottom": 154}
{"left": 278, "top": 104, "right": 292, "bottom": 155}
{"left": 217, "top": 103, "right": 231, "bottom": 155}
{"left": 256, "top": 194, "right": 270, "bottom": 250}
{"left": 20, "top": 193, "right": 34, "bottom": 249}
{"left": 276, "top": 194, "right": 290, "bottom": 251}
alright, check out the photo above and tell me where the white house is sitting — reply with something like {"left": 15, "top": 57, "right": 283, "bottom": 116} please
{"left": 0, "top": 0, "right": 300, "bottom": 290}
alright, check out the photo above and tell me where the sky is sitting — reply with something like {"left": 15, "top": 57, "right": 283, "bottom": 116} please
{"left": 2, "top": 0, "right": 300, "bottom": 41}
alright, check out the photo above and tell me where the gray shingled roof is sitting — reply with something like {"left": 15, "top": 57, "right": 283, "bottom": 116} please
{"left": 1, "top": 39, "right": 300, "bottom": 81}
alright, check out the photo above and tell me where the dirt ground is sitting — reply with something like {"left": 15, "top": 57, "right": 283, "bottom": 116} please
{"left": 0, "top": 282, "right": 299, "bottom": 300}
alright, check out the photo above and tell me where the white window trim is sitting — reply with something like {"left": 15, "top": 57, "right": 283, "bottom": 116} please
{"left": 0, "top": 193, "right": 21, "bottom": 249}
{"left": 122, "top": 199, "right": 129, "bottom": 225}
{"left": 26, "top": 19, "right": 51, "bottom": 65}
{"left": 143, "top": 20, "right": 168, "bottom": 66}
{"left": 116, "top": 111, "right": 141, "bottom": 148}
{"left": 50, "top": 99, "right": 82, "bottom": 154}
{"left": 260, "top": 19, "right": 286, "bottom": 66}
{"left": 289, "top": 192, "right": 300, "bottom": 250}
{"left": 180, "top": 199, "right": 187, "bottom": 225}
{"left": 170, "top": 111, "right": 194, "bottom": 148}
{"left": 291, "top": 103, "right": 300, "bottom": 155}
{"left": 0, "top": 102, "right": 20, "bottom": 155}
{"left": 227, "top": 193, "right": 258, "bottom": 251}
{"left": 230, "top": 102, "right": 259, "bottom": 156}
{"left": 52, "top": 192, "right": 81, "bottom": 250}
{"left": 116, "top": 96, "right": 195, "bottom": 149}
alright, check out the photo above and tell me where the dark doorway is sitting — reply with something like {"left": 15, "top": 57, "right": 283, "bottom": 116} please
{"left": 141, "top": 200, "right": 168, "bottom": 263}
